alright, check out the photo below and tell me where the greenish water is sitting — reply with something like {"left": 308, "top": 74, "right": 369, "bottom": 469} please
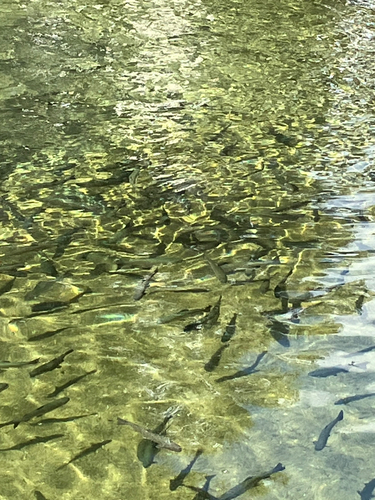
{"left": 1, "top": 0, "right": 375, "bottom": 498}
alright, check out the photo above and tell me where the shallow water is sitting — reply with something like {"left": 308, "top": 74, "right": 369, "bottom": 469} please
{"left": 1, "top": 0, "right": 375, "bottom": 498}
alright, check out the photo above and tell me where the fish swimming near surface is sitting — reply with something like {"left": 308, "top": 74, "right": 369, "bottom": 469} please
{"left": 170, "top": 448, "right": 203, "bottom": 491}
{"left": 215, "top": 351, "right": 267, "bottom": 383}
{"left": 184, "top": 296, "right": 222, "bottom": 332}
{"left": 202, "top": 295, "right": 222, "bottom": 329}
{"left": 117, "top": 417, "right": 182, "bottom": 452}
{"left": 308, "top": 367, "right": 349, "bottom": 378}
{"left": 27, "top": 327, "right": 70, "bottom": 342}
{"left": 0, "top": 383, "right": 9, "bottom": 393}
{"left": 218, "top": 463, "right": 285, "bottom": 500}
{"left": 0, "top": 433, "right": 64, "bottom": 451}
{"left": 136, "top": 415, "right": 172, "bottom": 468}
{"left": 204, "top": 255, "right": 227, "bottom": 284}
{"left": 133, "top": 266, "right": 158, "bottom": 300}
{"left": 158, "top": 306, "right": 211, "bottom": 324}
{"left": 314, "top": 410, "right": 343, "bottom": 451}
{"left": 0, "top": 358, "right": 40, "bottom": 369}
{"left": 29, "top": 349, "right": 74, "bottom": 378}
{"left": 335, "top": 393, "right": 375, "bottom": 405}
{"left": 221, "top": 314, "right": 237, "bottom": 342}
{"left": 184, "top": 475, "right": 217, "bottom": 500}
{"left": 204, "top": 344, "right": 229, "bottom": 372}
{"left": 34, "top": 491, "right": 48, "bottom": 500}
{"left": 358, "top": 478, "right": 375, "bottom": 500}
{"left": 5, "top": 397, "right": 70, "bottom": 429}
{"left": 57, "top": 439, "right": 112, "bottom": 470}
{"left": 47, "top": 369, "right": 97, "bottom": 398}
{"left": 267, "top": 318, "right": 290, "bottom": 347}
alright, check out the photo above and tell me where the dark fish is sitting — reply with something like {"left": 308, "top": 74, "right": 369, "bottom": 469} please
{"left": 40, "top": 259, "right": 58, "bottom": 277}
{"left": 31, "top": 301, "right": 69, "bottom": 313}
{"left": 53, "top": 228, "right": 79, "bottom": 258}
{"left": 34, "top": 491, "right": 48, "bottom": 500}
{"left": 158, "top": 306, "right": 211, "bottom": 324}
{"left": 0, "top": 276, "right": 16, "bottom": 296}
{"left": 335, "top": 393, "right": 375, "bottom": 405}
{"left": 10, "top": 397, "right": 70, "bottom": 428}
{"left": 274, "top": 268, "right": 294, "bottom": 311}
{"left": 218, "top": 463, "right": 285, "bottom": 500}
{"left": 355, "top": 295, "right": 365, "bottom": 314}
{"left": 202, "top": 295, "right": 222, "bottom": 328}
{"left": 267, "top": 318, "right": 290, "bottom": 347}
{"left": 117, "top": 417, "right": 182, "bottom": 452}
{"left": 204, "top": 345, "right": 229, "bottom": 372}
{"left": 205, "top": 256, "right": 227, "bottom": 284}
{"left": 0, "top": 433, "right": 64, "bottom": 451}
{"left": 170, "top": 448, "right": 203, "bottom": 491}
{"left": 208, "top": 123, "right": 231, "bottom": 141}
{"left": 137, "top": 416, "right": 172, "bottom": 468}
{"left": 314, "top": 410, "right": 343, "bottom": 451}
{"left": 186, "top": 475, "right": 216, "bottom": 500}
{"left": 184, "top": 298, "right": 222, "bottom": 332}
{"left": 29, "top": 349, "right": 74, "bottom": 378}
{"left": 215, "top": 351, "right": 267, "bottom": 383}
{"left": 47, "top": 370, "right": 97, "bottom": 398}
{"left": 0, "top": 358, "right": 40, "bottom": 368}
{"left": 258, "top": 278, "right": 270, "bottom": 294}
{"left": 358, "top": 478, "right": 375, "bottom": 500}
{"left": 221, "top": 314, "right": 237, "bottom": 342}
{"left": 133, "top": 266, "right": 158, "bottom": 300}
{"left": 308, "top": 367, "right": 349, "bottom": 378}
{"left": 0, "top": 383, "right": 9, "bottom": 393}
{"left": 30, "top": 413, "right": 96, "bottom": 425}
{"left": 27, "top": 327, "right": 70, "bottom": 342}
{"left": 58, "top": 439, "right": 112, "bottom": 469}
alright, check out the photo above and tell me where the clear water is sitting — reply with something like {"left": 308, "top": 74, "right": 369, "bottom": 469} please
{"left": 1, "top": 0, "right": 375, "bottom": 498}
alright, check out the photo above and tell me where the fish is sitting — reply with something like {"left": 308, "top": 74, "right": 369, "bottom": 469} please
{"left": 29, "top": 349, "right": 74, "bottom": 378}
{"left": 218, "top": 463, "right": 285, "bottom": 500}
{"left": 184, "top": 297, "right": 221, "bottom": 332}
{"left": 158, "top": 306, "right": 211, "bottom": 324}
{"left": 47, "top": 369, "right": 97, "bottom": 398}
{"left": 1, "top": 397, "right": 70, "bottom": 429}
{"left": 308, "top": 367, "right": 349, "bottom": 378}
{"left": 274, "top": 268, "right": 294, "bottom": 311}
{"left": 137, "top": 415, "right": 172, "bottom": 468}
{"left": 117, "top": 417, "right": 182, "bottom": 452}
{"left": 170, "top": 448, "right": 203, "bottom": 491}
{"left": 27, "top": 327, "right": 70, "bottom": 342}
{"left": 0, "top": 383, "right": 9, "bottom": 393}
{"left": 0, "top": 358, "right": 40, "bottom": 368}
{"left": 215, "top": 351, "right": 267, "bottom": 383}
{"left": 0, "top": 276, "right": 16, "bottom": 296}
{"left": 133, "top": 266, "right": 158, "bottom": 300}
{"left": 314, "top": 410, "right": 343, "bottom": 451}
{"left": 30, "top": 413, "right": 96, "bottom": 425}
{"left": 204, "top": 256, "right": 227, "bottom": 284}
{"left": 0, "top": 433, "right": 64, "bottom": 451}
{"left": 34, "top": 491, "right": 48, "bottom": 500}
{"left": 358, "top": 478, "right": 375, "bottom": 500}
{"left": 58, "top": 439, "right": 112, "bottom": 470}
{"left": 185, "top": 475, "right": 216, "bottom": 500}
{"left": 258, "top": 278, "right": 270, "bottom": 294}
{"left": 53, "top": 228, "right": 79, "bottom": 259}
{"left": 204, "top": 345, "right": 229, "bottom": 372}
{"left": 31, "top": 301, "right": 69, "bottom": 313}
{"left": 334, "top": 393, "right": 375, "bottom": 405}
{"left": 267, "top": 318, "right": 290, "bottom": 347}
{"left": 355, "top": 295, "right": 365, "bottom": 314}
{"left": 221, "top": 314, "right": 237, "bottom": 342}
{"left": 202, "top": 295, "right": 222, "bottom": 329}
